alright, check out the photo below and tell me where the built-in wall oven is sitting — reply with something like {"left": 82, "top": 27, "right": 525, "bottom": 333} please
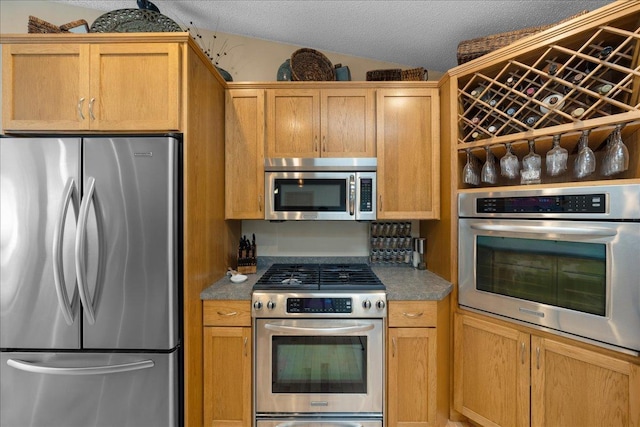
{"left": 458, "top": 183, "right": 640, "bottom": 355}
{"left": 252, "top": 264, "right": 386, "bottom": 427}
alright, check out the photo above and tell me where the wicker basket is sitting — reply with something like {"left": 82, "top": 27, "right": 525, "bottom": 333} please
{"left": 457, "top": 10, "right": 589, "bottom": 65}
{"left": 290, "top": 48, "right": 335, "bottom": 81}
{"left": 366, "top": 68, "right": 402, "bottom": 81}
{"left": 402, "top": 67, "right": 428, "bottom": 81}
{"left": 28, "top": 16, "right": 89, "bottom": 34}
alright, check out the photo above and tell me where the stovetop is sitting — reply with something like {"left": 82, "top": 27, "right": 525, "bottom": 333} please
{"left": 252, "top": 263, "right": 385, "bottom": 292}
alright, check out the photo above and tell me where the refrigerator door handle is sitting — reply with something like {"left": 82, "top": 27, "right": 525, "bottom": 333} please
{"left": 7, "top": 358, "right": 155, "bottom": 376}
{"left": 76, "top": 176, "right": 105, "bottom": 325}
{"left": 52, "top": 178, "right": 80, "bottom": 326}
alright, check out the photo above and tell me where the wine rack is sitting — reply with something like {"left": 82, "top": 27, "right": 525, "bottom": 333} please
{"left": 455, "top": 6, "right": 640, "bottom": 188}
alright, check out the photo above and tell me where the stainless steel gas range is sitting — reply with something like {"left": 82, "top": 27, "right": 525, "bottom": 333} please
{"left": 251, "top": 263, "right": 387, "bottom": 427}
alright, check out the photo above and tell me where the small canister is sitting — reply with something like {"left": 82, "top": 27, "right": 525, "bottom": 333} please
{"left": 412, "top": 237, "right": 426, "bottom": 270}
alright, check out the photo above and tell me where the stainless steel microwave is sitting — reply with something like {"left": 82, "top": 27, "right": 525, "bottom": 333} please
{"left": 265, "top": 158, "right": 376, "bottom": 221}
{"left": 458, "top": 183, "right": 640, "bottom": 355}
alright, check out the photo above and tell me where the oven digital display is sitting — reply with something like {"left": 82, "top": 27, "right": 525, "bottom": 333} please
{"left": 287, "top": 297, "right": 352, "bottom": 313}
{"left": 477, "top": 194, "right": 606, "bottom": 213}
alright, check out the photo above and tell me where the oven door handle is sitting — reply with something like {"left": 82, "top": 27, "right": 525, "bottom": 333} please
{"left": 470, "top": 223, "right": 617, "bottom": 238}
{"left": 272, "top": 423, "right": 364, "bottom": 427}
{"left": 264, "top": 323, "right": 375, "bottom": 334}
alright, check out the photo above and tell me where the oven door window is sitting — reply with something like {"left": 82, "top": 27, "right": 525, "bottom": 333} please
{"left": 271, "top": 336, "right": 367, "bottom": 393}
{"left": 476, "top": 236, "right": 606, "bottom": 316}
{"left": 274, "top": 179, "right": 346, "bottom": 212}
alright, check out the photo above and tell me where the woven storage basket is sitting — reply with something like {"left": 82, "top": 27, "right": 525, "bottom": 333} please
{"left": 457, "top": 10, "right": 589, "bottom": 65}
{"left": 28, "top": 16, "right": 68, "bottom": 33}
{"left": 366, "top": 68, "right": 402, "bottom": 81}
{"left": 402, "top": 67, "right": 428, "bottom": 81}
{"left": 290, "top": 48, "right": 335, "bottom": 81}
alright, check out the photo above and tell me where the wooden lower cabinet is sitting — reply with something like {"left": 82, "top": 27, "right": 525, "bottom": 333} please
{"left": 454, "top": 312, "right": 640, "bottom": 427}
{"left": 203, "top": 301, "right": 252, "bottom": 427}
{"left": 387, "top": 299, "right": 449, "bottom": 427}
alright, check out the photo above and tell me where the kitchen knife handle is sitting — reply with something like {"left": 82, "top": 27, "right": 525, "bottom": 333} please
{"left": 76, "top": 177, "right": 100, "bottom": 325}
{"left": 53, "top": 178, "right": 80, "bottom": 326}
{"left": 77, "top": 97, "right": 85, "bottom": 120}
{"left": 7, "top": 358, "right": 154, "bottom": 376}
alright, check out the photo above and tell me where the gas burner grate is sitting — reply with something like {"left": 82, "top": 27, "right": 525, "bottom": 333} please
{"left": 253, "top": 263, "right": 385, "bottom": 291}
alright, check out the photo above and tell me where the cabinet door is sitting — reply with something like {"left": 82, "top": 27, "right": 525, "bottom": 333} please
{"left": 376, "top": 89, "right": 440, "bottom": 219}
{"left": 321, "top": 89, "right": 375, "bottom": 157}
{"left": 388, "top": 327, "right": 437, "bottom": 427}
{"left": 2, "top": 44, "right": 90, "bottom": 131}
{"left": 454, "top": 314, "right": 530, "bottom": 427}
{"left": 266, "top": 89, "right": 319, "bottom": 157}
{"left": 203, "top": 326, "right": 252, "bottom": 427}
{"left": 89, "top": 43, "right": 180, "bottom": 131}
{"left": 531, "top": 336, "right": 640, "bottom": 427}
{"left": 225, "top": 89, "right": 265, "bottom": 219}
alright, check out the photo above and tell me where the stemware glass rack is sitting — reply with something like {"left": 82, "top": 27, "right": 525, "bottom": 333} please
{"left": 456, "top": 9, "right": 640, "bottom": 188}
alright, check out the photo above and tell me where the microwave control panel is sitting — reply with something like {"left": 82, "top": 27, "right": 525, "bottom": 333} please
{"left": 477, "top": 194, "right": 607, "bottom": 214}
{"left": 360, "top": 178, "right": 373, "bottom": 212}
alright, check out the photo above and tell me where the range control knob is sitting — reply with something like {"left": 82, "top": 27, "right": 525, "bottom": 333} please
{"left": 253, "top": 300, "right": 263, "bottom": 310}
{"left": 362, "top": 300, "right": 372, "bottom": 309}
{"left": 376, "top": 300, "right": 386, "bottom": 310}
{"left": 266, "top": 300, "right": 276, "bottom": 310}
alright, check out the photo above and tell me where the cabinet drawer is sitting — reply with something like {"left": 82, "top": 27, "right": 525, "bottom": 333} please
{"left": 388, "top": 301, "right": 437, "bottom": 327}
{"left": 203, "top": 300, "right": 251, "bottom": 326}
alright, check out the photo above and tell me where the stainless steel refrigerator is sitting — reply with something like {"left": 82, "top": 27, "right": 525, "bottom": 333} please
{"left": 0, "top": 136, "right": 181, "bottom": 427}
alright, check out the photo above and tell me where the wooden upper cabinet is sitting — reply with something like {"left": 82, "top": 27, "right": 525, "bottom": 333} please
{"left": 225, "top": 89, "right": 265, "bottom": 219}
{"left": 376, "top": 88, "right": 440, "bottom": 219}
{"left": 2, "top": 42, "right": 180, "bottom": 132}
{"left": 266, "top": 88, "right": 375, "bottom": 158}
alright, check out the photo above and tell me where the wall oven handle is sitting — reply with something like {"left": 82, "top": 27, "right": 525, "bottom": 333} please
{"left": 264, "top": 323, "right": 375, "bottom": 334}
{"left": 7, "top": 358, "right": 154, "bottom": 376}
{"left": 272, "top": 422, "right": 364, "bottom": 427}
{"left": 470, "top": 223, "right": 618, "bottom": 238}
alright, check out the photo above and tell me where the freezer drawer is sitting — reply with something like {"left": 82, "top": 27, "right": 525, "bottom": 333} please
{"left": 0, "top": 351, "right": 179, "bottom": 427}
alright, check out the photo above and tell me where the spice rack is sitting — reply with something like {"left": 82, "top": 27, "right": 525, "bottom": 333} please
{"left": 455, "top": 6, "right": 640, "bottom": 188}
{"left": 369, "top": 221, "right": 412, "bottom": 264}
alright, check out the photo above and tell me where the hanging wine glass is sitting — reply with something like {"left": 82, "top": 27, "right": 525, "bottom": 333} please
{"left": 521, "top": 140, "right": 541, "bottom": 184}
{"left": 574, "top": 129, "right": 596, "bottom": 179}
{"left": 601, "top": 123, "right": 629, "bottom": 176}
{"left": 500, "top": 143, "right": 520, "bottom": 180}
{"left": 545, "top": 134, "right": 568, "bottom": 176}
{"left": 463, "top": 148, "right": 480, "bottom": 186}
{"left": 481, "top": 146, "right": 498, "bottom": 184}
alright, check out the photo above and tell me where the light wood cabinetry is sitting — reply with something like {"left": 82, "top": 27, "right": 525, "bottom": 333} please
{"left": 454, "top": 312, "right": 640, "bottom": 427}
{"left": 376, "top": 88, "right": 440, "bottom": 219}
{"left": 203, "top": 300, "right": 252, "bottom": 427}
{"left": 266, "top": 88, "right": 375, "bottom": 158}
{"left": 225, "top": 89, "right": 265, "bottom": 219}
{"left": 387, "top": 299, "right": 449, "bottom": 427}
{"left": 2, "top": 42, "right": 180, "bottom": 131}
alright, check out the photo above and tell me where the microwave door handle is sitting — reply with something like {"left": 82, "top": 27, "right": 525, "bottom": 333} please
{"left": 264, "top": 323, "right": 375, "bottom": 334}
{"left": 470, "top": 223, "right": 618, "bottom": 239}
{"left": 349, "top": 174, "right": 355, "bottom": 216}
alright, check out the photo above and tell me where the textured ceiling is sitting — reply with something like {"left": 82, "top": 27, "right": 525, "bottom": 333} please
{"left": 55, "top": 0, "right": 614, "bottom": 72}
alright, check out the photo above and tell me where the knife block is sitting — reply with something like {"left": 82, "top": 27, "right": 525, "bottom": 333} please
{"left": 237, "top": 245, "right": 257, "bottom": 274}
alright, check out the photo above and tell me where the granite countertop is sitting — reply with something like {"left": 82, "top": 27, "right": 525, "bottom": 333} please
{"left": 200, "top": 257, "right": 453, "bottom": 301}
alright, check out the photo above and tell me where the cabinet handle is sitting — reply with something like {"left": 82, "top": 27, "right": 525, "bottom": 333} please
{"left": 217, "top": 311, "right": 238, "bottom": 317}
{"left": 89, "top": 98, "right": 96, "bottom": 121}
{"left": 521, "top": 342, "right": 525, "bottom": 365}
{"left": 402, "top": 312, "right": 424, "bottom": 318}
{"left": 258, "top": 195, "right": 263, "bottom": 212}
{"left": 243, "top": 337, "right": 248, "bottom": 357}
{"left": 77, "top": 97, "right": 85, "bottom": 120}
{"left": 536, "top": 346, "right": 540, "bottom": 370}
{"left": 314, "top": 136, "right": 319, "bottom": 152}
{"left": 379, "top": 195, "right": 383, "bottom": 211}
{"left": 322, "top": 135, "right": 326, "bottom": 152}
{"left": 392, "top": 337, "right": 397, "bottom": 357}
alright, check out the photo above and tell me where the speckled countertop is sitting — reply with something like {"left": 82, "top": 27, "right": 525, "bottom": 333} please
{"left": 200, "top": 257, "right": 452, "bottom": 301}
